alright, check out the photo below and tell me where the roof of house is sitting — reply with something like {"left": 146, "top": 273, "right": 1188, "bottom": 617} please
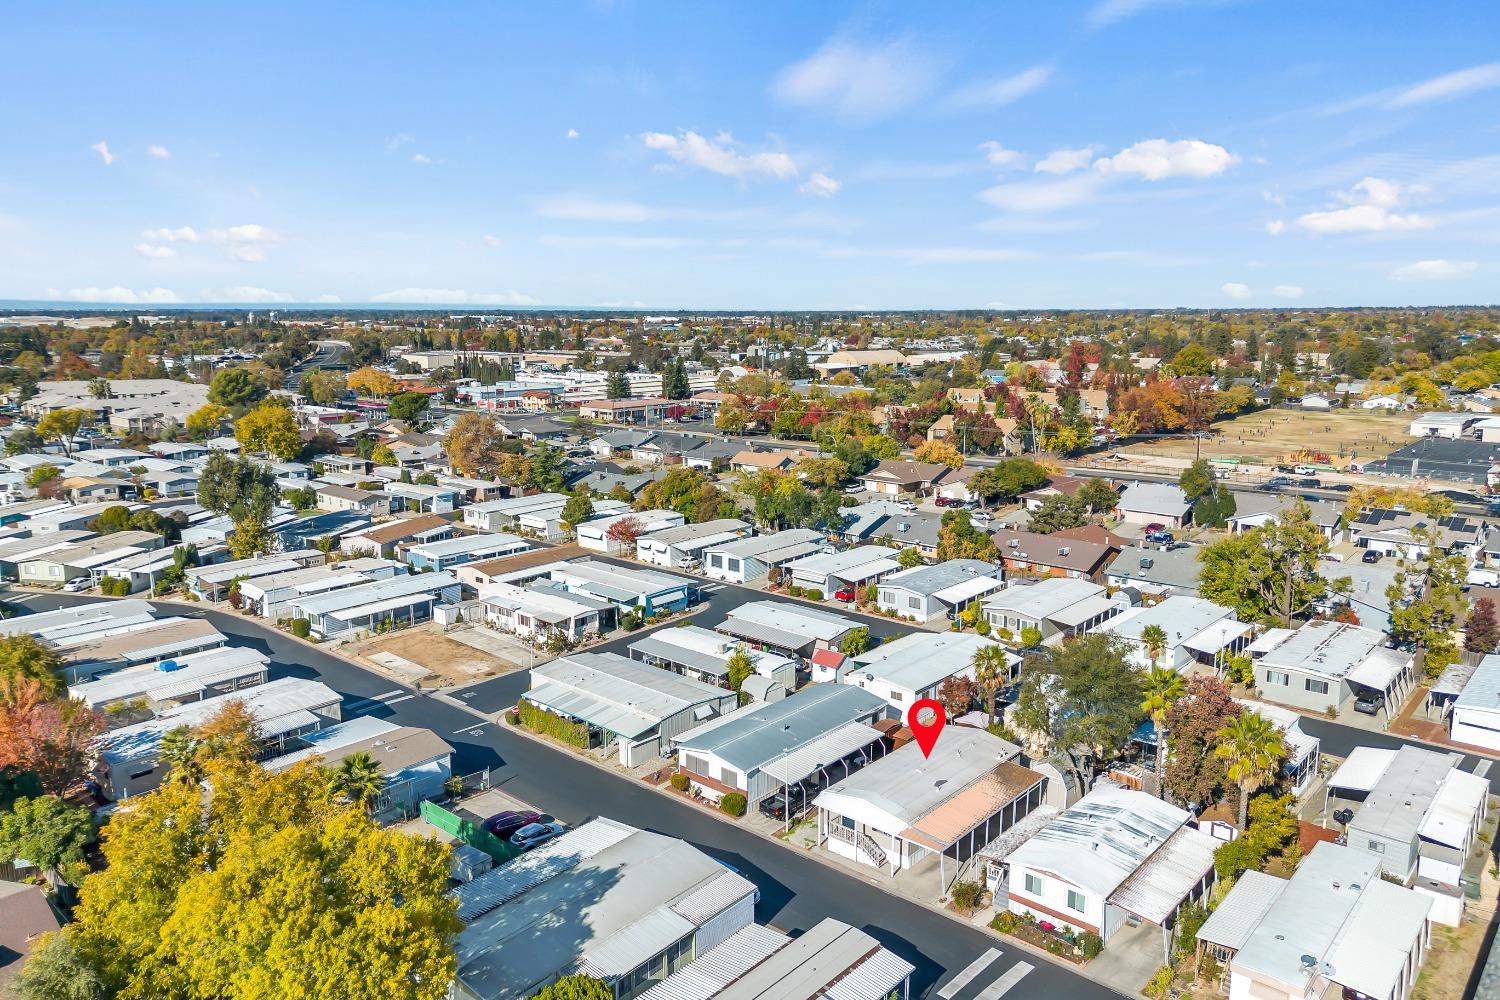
{"left": 848, "top": 631, "right": 1007, "bottom": 695}
{"left": 637, "top": 518, "right": 749, "bottom": 548}
{"left": 352, "top": 513, "right": 454, "bottom": 545}
{"left": 527, "top": 651, "right": 730, "bottom": 739}
{"left": 1194, "top": 870, "right": 1286, "bottom": 951}
{"left": 861, "top": 459, "right": 950, "bottom": 486}
{"left": 991, "top": 525, "right": 1114, "bottom": 574}
{"left": 1116, "top": 482, "right": 1192, "bottom": 518}
{"left": 1106, "top": 543, "right": 1202, "bottom": 590}
{"left": 710, "top": 919, "right": 915, "bottom": 1000}
{"left": 672, "top": 684, "right": 887, "bottom": 772}
{"left": 878, "top": 559, "right": 1000, "bottom": 597}
{"left": 0, "top": 880, "right": 61, "bottom": 990}
{"left": 717, "top": 600, "right": 858, "bottom": 648}
{"left": 1255, "top": 620, "right": 1400, "bottom": 681}
{"left": 982, "top": 577, "right": 1108, "bottom": 620}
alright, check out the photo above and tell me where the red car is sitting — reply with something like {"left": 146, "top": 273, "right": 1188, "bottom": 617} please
{"left": 834, "top": 588, "right": 856, "bottom": 602}
{"left": 1144, "top": 523, "right": 1166, "bottom": 533}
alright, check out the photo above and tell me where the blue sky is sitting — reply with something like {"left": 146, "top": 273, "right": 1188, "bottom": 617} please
{"left": 3, "top": 1, "right": 1497, "bottom": 309}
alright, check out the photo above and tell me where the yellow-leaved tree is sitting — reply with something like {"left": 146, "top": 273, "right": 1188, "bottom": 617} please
{"left": 235, "top": 401, "right": 304, "bottom": 460}
{"left": 66, "top": 715, "right": 459, "bottom": 1000}
{"left": 347, "top": 367, "right": 401, "bottom": 398}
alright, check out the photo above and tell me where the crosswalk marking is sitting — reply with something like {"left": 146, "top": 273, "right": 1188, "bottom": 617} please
{"left": 345, "top": 689, "right": 410, "bottom": 713}
{"left": 975, "top": 961, "right": 1033, "bottom": 1000}
{"left": 383, "top": 694, "right": 415, "bottom": 706}
{"left": 937, "top": 949, "right": 1002, "bottom": 999}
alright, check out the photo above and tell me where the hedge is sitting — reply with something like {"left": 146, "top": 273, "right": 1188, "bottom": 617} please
{"left": 518, "top": 699, "right": 590, "bottom": 749}
{"left": 720, "top": 792, "right": 747, "bottom": 817}
{"left": 290, "top": 618, "right": 311, "bottom": 639}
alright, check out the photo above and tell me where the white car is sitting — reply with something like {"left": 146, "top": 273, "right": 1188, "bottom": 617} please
{"left": 970, "top": 510, "right": 994, "bottom": 523}
{"left": 897, "top": 500, "right": 917, "bottom": 511}
{"left": 1292, "top": 464, "right": 1318, "bottom": 476}
{"left": 63, "top": 577, "right": 93, "bottom": 592}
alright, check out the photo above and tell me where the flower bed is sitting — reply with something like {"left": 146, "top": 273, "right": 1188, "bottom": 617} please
{"left": 989, "top": 910, "right": 1100, "bottom": 964}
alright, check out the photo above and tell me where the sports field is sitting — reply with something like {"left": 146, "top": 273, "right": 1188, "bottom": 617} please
{"left": 1116, "top": 409, "right": 1413, "bottom": 467}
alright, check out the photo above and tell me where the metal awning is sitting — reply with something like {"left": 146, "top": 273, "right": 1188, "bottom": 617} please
{"left": 760, "top": 721, "right": 884, "bottom": 785}
{"left": 717, "top": 617, "right": 811, "bottom": 653}
{"left": 833, "top": 558, "right": 902, "bottom": 584}
{"left": 325, "top": 592, "right": 440, "bottom": 622}
{"left": 1183, "top": 619, "right": 1253, "bottom": 656}
{"left": 574, "top": 907, "right": 696, "bottom": 979}
{"left": 1347, "top": 650, "right": 1406, "bottom": 691}
{"left": 260, "top": 709, "right": 321, "bottom": 739}
{"left": 1109, "top": 825, "right": 1218, "bottom": 925}
{"left": 821, "top": 949, "right": 915, "bottom": 1000}
{"left": 932, "top": 575, "right": 1005, "bottom": 607}
{"left": 1048, "top": 593, "right": 1118, "bottom": 629}
{"left": 523, "top": 681, "right": 659, "bottom": 740}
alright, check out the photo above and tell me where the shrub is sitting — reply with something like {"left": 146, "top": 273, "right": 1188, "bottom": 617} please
{"left": 1019, "top": 626, "right": 1042, "bottom": 647}
{"left": 669, "top": 773, "right": 690, "bottom": 792}
{"left": 788, "top": 586, "right": 804, "bottom": 598}
{"left": 620, "top": 612, "right": 643, "bottom": 632}
{"left": 290, "top": 618, "right": 311, "bottom": 639}
{"left": 975, "top": 619, "right": 991, "bottom": 636}
{"left": 991, "top": 910, "right": 1020, "bottom": 934}
{"left": 949, "top": 880, "right": 984, "bottom": 910}
{"left": 1077, "top": 932, "right": 1103, "bottom": 961}
{"left": 805, "top": 589, "right": 823, "bottom": 602}
{"left": 1144, "top": 966, "right": 1175, "bottom": 1000}
{"left": 518, "top": 699, "right": 590, "bottom": 748}
{"left": 720, "top": 792, "right": 747, "bottom": 817}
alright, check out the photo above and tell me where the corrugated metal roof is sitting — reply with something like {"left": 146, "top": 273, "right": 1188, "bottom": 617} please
{"left": 668, "top": 870, "right": 758, "bottom": 925}
{"left": 527, "top": 652, "right": 731, "bottom": 738}
{"left": 1194, "top": 870, "right": 1286, "bottom": 950}
{"left": 574, "top": 907, "right": 696, "bottom": 979}
{"left": 761, "top": 721, "right": 885, "bottom": 785}
{"left": 637, "top": 924, "right": 789, "bottom": 1000}
{"left": 1108, "top": 824, "right": 1219, "bottom": 924}
{"left": 1327, "top": 746, "right": 1396, "bottom": 794}
{"left": 820, "top": 947, "right": 915, "bottom": 1000}
{"left": 673, "top": 685, "right": 887, "bottom": 774}
{"left": 454, "top": 817, "right": 636, "bottom": 921}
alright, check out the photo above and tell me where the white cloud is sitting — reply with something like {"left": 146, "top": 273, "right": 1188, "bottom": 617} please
{"left": 207, "top": 286, "right": 292, "bottom": 303}
{"left": 411, "top": 152, "right": 432, "bottom": 164}
{"left": 228, "top": 245, "right": 267, "bottom": 263}
{"left": 979, "top": 142, "right": 1025, "bottom": 169}
{"left": 1272, "top": 284, "right": 1304, "bottom": 298}
{"left": 47, "top": 286, "right": 180, "bottom": 304}
{"left": 143, "top": 226, "right": 200, "bottom": 242}
{"left": 90, "top": 141, "right": 115, "bottom": 165}
{"left": 313, "top": 294, "right": 342, "bottom": 303}
{"left": 1389, "top": 259, "right": 1479, "bottom": 281}
{"left": 1221, "top": 282, "right": 1252, "bottom": 299}
{"left": 979, "top": 173, "right": 1105, "bottom": 213}
{"left": 1388, "top": 62, "right": 1500, "bottom": 108}
{"left": 640, "top": 130, "right": 797, "bottom": 180}
{"left": 566, "top": 128, "right": 579, "bottom": 139}
{"left": 370, "top": 287, "right": 538, "bottom": 305}
{"left": 1262, "top": 190, "right": 1285, "bottom": 207}
{"left": 534, "top": 196, "right": 755, "bottom": 223}
{"left": 1264, "top": 220, "right": 1286, "bottom": 235}
{"left": 1034, "top": 146, "right": 1096, "bottom": 175}
{"left": 944, "top": 65, "right": 1052, "bottom": 111}
{"left": 384, "top": 133, "right": 414, "bottom": 152}
{"left": 1295, "top": 177, "right": 1432, "bottom": 234}
{"left": 147, "top": 144, "right": 171, "bottom": 159}
{"left": 134, "top": 243, "right": 176, "bottom": 260}
{"left": 799, "top": 172, "right": 841, "bottom": 198}
{"left": 771, "top": 37, "right": 940, "bottom": 122}
{"left": 1093, "top": 139, "right": 1238, "bottom": 180}
{"left": 483, "top": 235, "right": 503, "bottom": 247}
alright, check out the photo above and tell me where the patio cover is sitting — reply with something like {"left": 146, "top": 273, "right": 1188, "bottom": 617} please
{"left": 1048, "top": 593, "right": 1118, "bottom": 630}
{"left": 833, "top": 558, "right": 902, "bottom": 585}
{"left": 901, "top": 762, "right": 1042, "bottom": 852}
{"left": 1183, "top": 619, "right": 1253, "bottom": 656}
{"left": 760, "top": 721, "right": 884, "bottom": 785}
{"left": 524, "top": 681, "right": 658, "bottom": 740}
{"left": 1108, "top": 825, "right": 1219, "bottom": 924}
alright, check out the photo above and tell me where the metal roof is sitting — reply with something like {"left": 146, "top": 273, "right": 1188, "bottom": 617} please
{"left": 714, "top": 919, "right": 905, "bottom": 1000}
{"left": 983, "top": 578, "right": 1108, "bottom": 620}
{"left": 407, "top": 534, "right": 531, "bottom": 560}
{"left": 848, "top": 631, "right": 1003, "bottom": 696}
{"left": 879, "top": 559, "right": 999, "bottom": 598}
{"left": 760, "top": 721, "right": 885, "bottom": 785}
{"left": 1109, "top": 824, "right": 1219, "bottom": 924}
{"left": 1327, "top": 746, "right": 1396, "bottom": 794}
{"left": 292, "top": 571, "right": 457, "bottom": 617}
{"left": 673, "top": 685, "right": 887, "bottom": 773}
{"left": 637, "top": 924, "right": 790, "bottom": 1000}
{"left": 1194, "top": 870, "right": 1286, "bottom": 950}
{"left": 573, "top": 908, "right": 696, "bottom": 979}
{"left": 69, "top": 647, "right": 270, "bottom": 709}
{"left": 1418, "top": 768, "right": 1489, "bottom": 850}
{"left": 1255, "top": 620, "right": 1389, "bottom": 680}
{"left": 706, "top": 529, "right": 826, "bottom": 561}
{"left": 820, "top": 946, "right": 915, "bottom": 1000}
{"left": 719, "top": 601, "right": 857, "bottom": 642}
{"left": 455, "top": 818, "right": 637, "bottom": 921}
{"left": 1454, "top": 653, "right": 1500, "bottom": 711}
{"left": 1324, "top": 879, "right": 1433, "bottom": 999}
{"left": 1005, "top": 783, "right": 1191, "bottom": 898}
{"left": 526, "top": 652, "right": 731, "bottom": 739}
{"left": 782, "top": 545, "right": 902, "bottom": 579}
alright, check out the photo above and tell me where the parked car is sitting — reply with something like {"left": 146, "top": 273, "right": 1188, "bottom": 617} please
{"left": 509, "top": 821, "right": 566, "bottom": 850}
{"left": 970, "top": 510, "right": 993, "bottom": 523}
{"left": 1143, "top": 523, "right": 1166, "bottom": 533}
{"left": 1264, "top": 476, "right": 1293, "bottom": 489}
{"left": 843, "top": 484, "right": 864, "bottom": 496}
{"left": 934, "top": 496, "right": 952, "bottom": 507}
{"left": 1354, "top": 691, "right": 1386, "bottom": 716}
{"left": 758, "top": 791, "right": 794, "bottom": 821}
{"left": 63, "top": 577, "right": 93, "bottom": 592}
{"left": 1361, "top": 550, "right": 1383, "bottom": 564}
{"left": 1292, "top": 464, "right": 1318, "bottom": 476}
{"left": 1145, "top": 530, "right": 1174, "bottom": 544}
{"left": 833, "top": 588, "right": 856, "bottom": 602}
{"left": 897, "top": 499, "right": 917, "bottom": 511}
{"left": 482, "top": 809, "right": 541, "bottom": 839}
{"left": 1298, "top": 478, "right": 1321, "bottom": 488}
{"left": 1324, "top": 483, "right": 1354, "bottom": 493}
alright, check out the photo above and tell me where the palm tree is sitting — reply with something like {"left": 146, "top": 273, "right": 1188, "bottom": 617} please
{"left": 159, "top": 725, "right": 203, "bottom": 786}
{"left": 1140, "top": 666, "right": 1185, "bottom": 799}
{"left": 971, "top": 644, "right": 1010, "bottom": 726}
{"left": 1140, "top": 624, "right": 1168, "bottom": 668}
{"left": 1214, "top": 711, "right": 1286, "bottom": 829}
{"left": 329, "top": 752, "right": 386, "bottom": 811}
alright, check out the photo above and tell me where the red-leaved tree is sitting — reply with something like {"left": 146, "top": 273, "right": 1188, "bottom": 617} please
{"left": 1161, "top": 675, "right": 1242, "bottom": 808}
{"left": 0, "top": 676, "right": 105, "bottom": 794}
{"left": 605, "top": 515, "right": 646, "bottom": 553}
{"left": 1466, "top": 597, "right": 1500, "bottom": 654}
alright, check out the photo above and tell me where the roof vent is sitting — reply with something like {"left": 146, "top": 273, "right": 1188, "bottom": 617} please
{"left": 1008, "top": 539, "right": 1020, "bottom": 548}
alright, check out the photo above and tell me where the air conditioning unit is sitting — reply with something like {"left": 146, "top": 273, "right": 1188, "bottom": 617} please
{"left": 1008, "top": 539, "right": 1020, "bottom": 548}
{"left": 1140, "top": 557, "right": 1154, "bottom": 569}
{"left": 1058, "top": 547, "right": 1070, "bottom": 556}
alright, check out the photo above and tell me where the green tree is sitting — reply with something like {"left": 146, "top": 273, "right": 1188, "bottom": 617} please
{"left": 1162, "top": 676, "right": 1241, "bottom": 807}
{"left": 1178, "top": 459, "right": 1214, "bottom": 501}
{"left": 534, "top": 975, "right": 614, "bottom": 1000}
{"left": 1140, "top": 665, "right": 1185, "bottom": 798}
{"left": 88, "top": 505, "right": 133, "bottom": 535}
{"left": 936, "top": 510, "right": 999, "bottom": 561}
{"left": 1197, "top": 501, "right": 1345, "bottom": 626}
{"left": 159, "top": 726, "right": 204, "bottom": 787}
{"left": 896, "top": 546, "right": 924, "bottom": 569}
{"left": 444, "top": 412, "right": 508, "bottom": 479}
{"left": 387, "top": 391, "right": 431, "bottom": 424}
{"left": 637, "top": 467, "right": 736, "bottom": 523}
{"left": 1140, "top": 625, "right": 1168, "bottom": 667}
{"left": 0, "top": 635, "right": 65, "bottom": 696}
{"left": 327, "top": 752, "right": 386, "bottom": 812}
{"left": 196, "top": 451, "right": 277, "bottom": 524}
{"left": 207, "top": 367, "right": 268, "bottom": 409}
{"left": 725, "top": 648, "right": 754, "bottom": 695}
{"left": 12, "top": 928, "right": 107, "bottom": 1000}
{"left": 969, "top": 459, "right": 1049, "bottom": 505}
{"left": 1027, "top": 493, "right": 1088, "bottom": 534}
{"left": 560, "top": 492, "right": 596, "bottom": 533}
{"left": 24, "top": 464, "right": 61, "bottom": 489}
{"left": 1013, "top": 634, "right": 1143, "bottom": 790}
{"left": 185, "top": 403, "right": 231, "bottom": 441}
{"left": 1075, "top": 478, "right": 1119, "bottom": 515}
{"left": 1214, "top": 710, "right": 1287, "bottom": 828}
{"left": 1168, "top": 341, "right": 1214, "bottom": 376}
{"left": 371, "top": 443, "right": 397, "bottom": 467}
{"left": 840, "top": 627, "right": 872, "bottom": 656}
{"left": 526, "top": 445, "right": 567, "bottom": 493}
{"left": 0, "top": 794, "right": 96, "bottom": 883}
{"left": 972, "top": 643, "right": 1011, "bottom": 725}
{"left": 36, "top": 409, "right": 89, "bottom": 457}
{"left": 1387, "top": 526, "right": 1469, "bottom": 678}
{"left": 606, "top": 370, "right": 630, "bottom": 400}
{"left": 235, "top": 401, "right": 303, "bottom": 460}
{"left": 4, "top": 428, "right": 44, "bottom": 455}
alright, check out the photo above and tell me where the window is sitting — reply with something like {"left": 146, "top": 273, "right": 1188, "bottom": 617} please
{"left": 1067, "top": 890, "right": 1086, "bottom": 913}
{"left": 841, "top": 815, "right": 855, "bottom": 830}
{"left": 719, "top": 766, "right": 740, "bottom": 787}
{"left": 1024, "top": 873, "right": 1043, "bottom": 896}
{"left": 890, "top": 691, "right": 903, "bottom": 702}
{"left": 1304, "top": 678, "right": 1330, "bottom": 695}
{"left": 908, "top": 596, "right": 922, "bottom": 611}
{"left": 1265, "top": 669, "right": 1290, "bottom": 687}
{"left": 1367, "top": 839, "right": 1385, "bottom": 854}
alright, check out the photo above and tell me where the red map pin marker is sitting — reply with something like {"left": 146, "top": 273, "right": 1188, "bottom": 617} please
{"left": 908, "top": 698, "right": 946, "bottom": 758}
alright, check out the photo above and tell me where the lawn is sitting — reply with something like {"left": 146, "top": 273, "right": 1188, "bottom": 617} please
{"left": 1116, "top": 409, "right": 1413, "bottom": 468}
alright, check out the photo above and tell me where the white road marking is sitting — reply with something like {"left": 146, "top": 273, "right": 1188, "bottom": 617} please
{"left": 937, "top": 948, "right": 1002, "bottom": 999}
{"left": 453, "top": 723, "right": 487, "bottom": 736}
{"left": 383, "top": 694, "right": 415, "bottom": 706}
{"left": 975, "top": 961, "right": 1032, "bottom": 1000}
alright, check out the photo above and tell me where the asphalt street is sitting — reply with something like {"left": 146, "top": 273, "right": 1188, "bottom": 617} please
{"left": 15, "top": 591, "right": 1117, "bottom": 1000}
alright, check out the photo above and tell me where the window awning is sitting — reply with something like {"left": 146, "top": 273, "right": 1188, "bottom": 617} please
{"left": 1183, "top": 620, "right": 1253, "bottom": 656}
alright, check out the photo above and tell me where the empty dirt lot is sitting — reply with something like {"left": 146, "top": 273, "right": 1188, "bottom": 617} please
{"left": 1115, "top": 409, "right": 1413, "bottom": 467}
{"left": 351, "top": 628, "right": 511, "bottom": 687}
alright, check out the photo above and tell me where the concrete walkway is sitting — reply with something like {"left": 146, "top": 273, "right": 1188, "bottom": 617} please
{"left": 1086, "top": 919, "right": 1167, "bottom": 997}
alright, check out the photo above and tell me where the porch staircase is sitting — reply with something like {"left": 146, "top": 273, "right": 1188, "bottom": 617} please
{"left": 832, "top": 824, "right": 888, "bottom": 868}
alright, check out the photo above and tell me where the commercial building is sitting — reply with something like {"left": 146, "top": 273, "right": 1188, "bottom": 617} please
{"left": 982, "top": 578, "right": 1123, "bottom": 645}
{"left": 524, "top": 651, "right": 737, "bottom": 766}
{"left": 701, "top": 529, "right": 826, "bottom": 585}
{"left": 1004, "top": 784, "right": 1218, "bottom": 949}
{"left": 814, "top": 727, "right": 1044, "bottom": 889}
{"left": 672, "top": 684, "right": 888, "bottom": 811}
{"left": 452, "top": 819, "right": 758, "bottom": 1000}
{"left": 876, "top": 559, "right": 1004, "bottom": 623}
{"left": 1201, "top": 842, "right": 1432, "bottom": 1000}
{"left": 1325, "top": 744, "right": 1488, "bottom": 925}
